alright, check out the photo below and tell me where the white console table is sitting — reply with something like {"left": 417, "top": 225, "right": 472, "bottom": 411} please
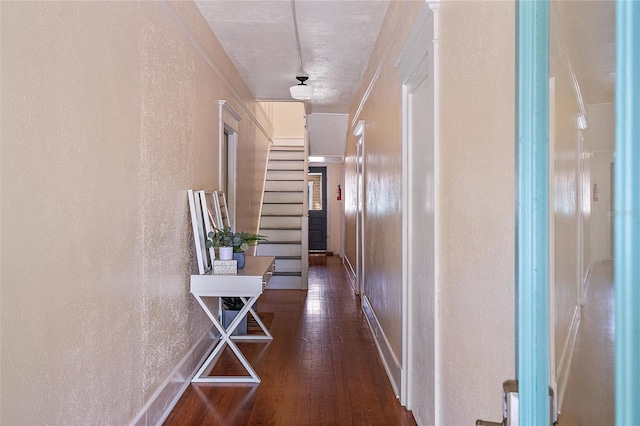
{"left": 190, "top": 256, "right": 276, "bottom": 383}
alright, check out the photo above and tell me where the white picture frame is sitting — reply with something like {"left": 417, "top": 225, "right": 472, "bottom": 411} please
{"left": 198, "top": 190, "right": 219, "bottom": 263}
{"left": 188, "top": 189, "right": 211, "bottom": 274}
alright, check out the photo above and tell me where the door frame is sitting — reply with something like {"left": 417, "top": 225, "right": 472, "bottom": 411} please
{"left": 353, "top": 121, "right": 365, "bottom": 297}
{"left": 614, "top": 2, "right": 640, "bottom": 423}
{"left": 516, "top": 2, "right": 550, "bottom": 423}
{"left": 397, "top": 3, "right": 438, "bottom": 422}
{"left": 219, "top": 100, "right": 241, "bottom": 230}
{"left": 519, "top": 4, "right": 640, "bottom": 424}
{"left": 548, "top": 75, "right": 558, "bottom": 414}
{"left": 308, "top": 166, "right": 328, "bottom": 251}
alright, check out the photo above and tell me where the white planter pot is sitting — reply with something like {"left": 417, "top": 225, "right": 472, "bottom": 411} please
{"left": 218, "top": 246, "right": 233, "bottom": 260}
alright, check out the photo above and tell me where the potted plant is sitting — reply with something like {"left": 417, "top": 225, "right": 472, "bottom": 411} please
{"left": 205, "top": 227, "right": 267, "bottom": 335}
{"left": 205, "top": 226, "right": 267, "bottom": 268}
{"left": 220, "top": 296, "right": 248, "bottom": 336}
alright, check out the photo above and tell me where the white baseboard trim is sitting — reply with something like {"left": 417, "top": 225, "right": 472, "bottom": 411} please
{"left": 362, "top": 295, "right": 402, "bottom": 397}
{"left": 582, "top": 260, "right": 595, "bottom": 300}
{"left": 556, "top": 260, "right": 595, "bottom": 413}
{"left": 131, "top": 325, "right": 218, "bottom": 426}
{"left": 556, "top": 303, "right": 581, "bottom": 413}
{"left": 342, "top": 256, "right": 357, "bottom": 292}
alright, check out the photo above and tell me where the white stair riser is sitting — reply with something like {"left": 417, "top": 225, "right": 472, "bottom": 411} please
{"left": 265, "top": 180, "right": 305, "bottom": 192}
{"left": 260, "top": 229, "right": 302, "bottom": 241}
{"left": 270, "top": 150, "right": 306, "bottom": 161}
{"left": 266, "top": 275, "right": 304, "bottom": 289}
{"left": 262, "top": 203, "right": 304, "bottom": 216}
{"left": 275, "top": 258, "right": 302, "bottom": 272}
{"left": 259, "top": 147, "right": 308, "bottom": 290}
{"left": 268, "top": 161, "right": 305, "bottom": 171}
{"left": 260, "top": 216, "right": 302, "bottom": 229}
{"left": 257, "top": 244, "right": 302, "bottom": 257}
{"left": 270, "top": 145, "right": 305, "bottom": 150}
{"left": 263, "top": 192, "right": 304, "bottom": 204}
{"left": 267, "top": 170, "right": 306, "bottom": 181}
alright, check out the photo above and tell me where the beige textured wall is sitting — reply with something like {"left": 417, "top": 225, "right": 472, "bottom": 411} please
{"left": 0, "top": 1, "right": 270, "bottom": 424}
{"left": 438, "top": 1, "right": 516, "bottom": 422}
{"left": 345, "top": 2, "right": 516, "bottom": 422}
{"left": 342, "top": 0, "right": 596, "bottom": 423}
{"left": 345, "top": 0, "right": 423, "bottom": 366}
{"left": 271, "top": 102, "right": 307, "bottom": 140}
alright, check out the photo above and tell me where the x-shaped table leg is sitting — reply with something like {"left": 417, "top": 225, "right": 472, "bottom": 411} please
{"left": 192, "top": 294, "right": 262, "bottom": 383}
{"left": 230, "top": 296, "right": 273, "bottom": 342}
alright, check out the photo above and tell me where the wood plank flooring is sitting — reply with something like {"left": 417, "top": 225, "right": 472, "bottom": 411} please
{"left": 164, "top": 256, "right": 416, "bottom": 426}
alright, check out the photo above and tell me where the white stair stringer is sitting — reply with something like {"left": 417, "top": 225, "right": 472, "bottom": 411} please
{"left": 257, "top": 146, "right": 309, "bottom": 290}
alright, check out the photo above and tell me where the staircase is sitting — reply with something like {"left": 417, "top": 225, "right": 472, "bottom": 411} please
{"left": 256, "top": 146, "right": 309, "bottom": 289}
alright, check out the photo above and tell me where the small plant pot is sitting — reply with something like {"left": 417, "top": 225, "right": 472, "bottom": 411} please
{"left": 218, "top": 246, "right": 233, "bottom": 260}
{"left": 233, "top": 252, "right": 246, "bottom": 269}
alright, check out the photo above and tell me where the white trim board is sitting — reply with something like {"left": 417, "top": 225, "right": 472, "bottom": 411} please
{"left": 342, "top": 256, "right": 357, "bottom": 293}
{"left": 582, "top": 261, "right": 595, "bottom": 300}
{"left": 556, "top": 303, "right": 581, "bottom": 413}
{"left": 362, "top": 295, "right": 402, "bottom": 397}
{"left": 397, "top": 5, "right": 439, "bottom": 424}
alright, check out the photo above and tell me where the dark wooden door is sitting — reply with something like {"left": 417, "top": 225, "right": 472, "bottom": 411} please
{"left": 308, "top": 167, "right": 327, "bottom": 251}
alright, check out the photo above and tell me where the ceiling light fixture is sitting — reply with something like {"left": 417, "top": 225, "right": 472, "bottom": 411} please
{"left": 290, "top": 74, "right": 314, "bottom": 100}
{"left": 289, "top": 0, "right": 314, "bottom": 100}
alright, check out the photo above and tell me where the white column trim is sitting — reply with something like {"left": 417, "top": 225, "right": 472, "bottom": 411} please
{"left": 429, "top": 2, "right": 441, "bottom": 424}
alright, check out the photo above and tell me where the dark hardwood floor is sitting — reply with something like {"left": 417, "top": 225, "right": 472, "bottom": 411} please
{"left": 164, "top": 256, "right": 416, "bottom": 426}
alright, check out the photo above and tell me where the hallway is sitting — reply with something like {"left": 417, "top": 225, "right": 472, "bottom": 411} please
{"left": 557, "top": 261, "right": 614, "bottom": 426}
{"left": 164, "top": 256, "right": 415, "bottom": 425}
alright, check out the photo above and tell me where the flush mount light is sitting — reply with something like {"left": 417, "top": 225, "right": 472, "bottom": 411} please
{"left": 290, "top": 75, "right": 314, "bottom": 100}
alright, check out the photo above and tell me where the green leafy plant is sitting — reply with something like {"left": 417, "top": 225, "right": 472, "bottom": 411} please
{"left": 205, "top": 226, "right": 267, "bottom": 253}
{"left": 221, "top": 297, "right": 244, "bottom": 310}
{"left": 205, "top": 227, "right": 267, "bottom": 312}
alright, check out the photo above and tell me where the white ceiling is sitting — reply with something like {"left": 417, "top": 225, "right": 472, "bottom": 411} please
{"left": 194, "top": 0, "right": 616, "bottom": 156}
{"left": 195, "top": 0, "right": 390, "bottom": 114}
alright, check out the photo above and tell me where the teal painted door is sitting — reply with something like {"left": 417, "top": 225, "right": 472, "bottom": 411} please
{"left": 516, "top": 2, "right": 550, "bottom": 424}
{"left": 614, "top": 2, "right": 640, "bottom": 424}
{"left": 517, "top": 2, "right": 639, "bottom": 425}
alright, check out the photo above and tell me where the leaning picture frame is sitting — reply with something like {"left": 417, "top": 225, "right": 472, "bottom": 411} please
{"left": 198, "top": 190, "right": 219, "bottom": 264}
{"left": 187, "top": 189, "right": 211, "bottom": 274}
